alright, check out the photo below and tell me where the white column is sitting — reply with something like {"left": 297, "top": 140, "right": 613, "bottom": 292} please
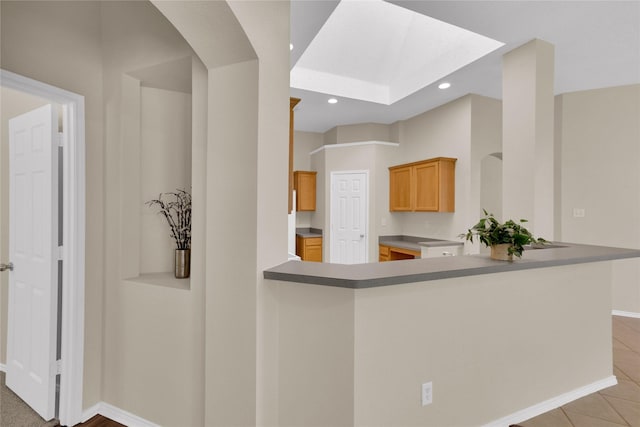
{"left": 502, "top": 39, "right": 555, "bottom": 239}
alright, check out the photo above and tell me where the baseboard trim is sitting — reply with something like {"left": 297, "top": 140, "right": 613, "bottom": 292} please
{"left": 482, "top": 375, "right": 617, "bottom": 427}
{"left": 82, "top": 402, "right": 160, "bottom": 427}
{"left": 0, "top": 363, "right": 6, "bottom": 372}
{"left": 612, "top": 310, "right": 640, "bottom": 319}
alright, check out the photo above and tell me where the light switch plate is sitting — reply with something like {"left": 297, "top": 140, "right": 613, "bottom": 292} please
{"left": 573, "top": 208, "right": 586, "bottom": 218}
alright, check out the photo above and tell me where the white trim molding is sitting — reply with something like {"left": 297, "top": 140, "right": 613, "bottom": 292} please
{"left": 612, "top": 310, "right": 640, "bottom": 319}
{"left": 482, "top": 376, "right": 617, "bottom": 427}
{"left": 0, "top": 363, "right": 6, "bottom": 372}
{"left": 82, "top": 402, "right": 161, "bottom": 427}
{"left": 0, "top": 69, "right": 86, "bottom": 427}
{"left": 309, "top": 140, "right": 399, "bottom": 156}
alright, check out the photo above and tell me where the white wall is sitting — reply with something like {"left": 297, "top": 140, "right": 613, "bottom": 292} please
{"left": 557, "top": 84, "right": 640, "bottom": 313}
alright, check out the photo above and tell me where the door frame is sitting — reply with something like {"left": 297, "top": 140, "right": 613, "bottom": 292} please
{"left": 1, "top": 69, "right": 85, "bottom": 426}
{"left": 329, "top": 170, "right": 370, "bottom": 264}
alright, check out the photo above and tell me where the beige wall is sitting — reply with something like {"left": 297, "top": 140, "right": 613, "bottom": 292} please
{"left": 353, "top": 263, "right": 612, "bottom": 426}
{"left": 278, "top": 282, "right": 355, "bottom": 426}
{"left": 153, "top": 1, "right": 290, "bottom": 425}
{"left": 310, "top": 149, "right": 327, "bottom": 236}
{"left": 276, "top": 261, "right": 613, "bottom": 426}
{"left": 1, "top": 1, "right": 213, "bottom": 424}
{"left": 470, "top": 95, "right": 503, "bottom": 254}
{"left": 97, "top": 3, "right": 207, "bottom": 425}
{"left": 0, "top": 87, "right": 51, "bottom": 366}
{"left": 502, "top": 39, "right": 555, "bottom": 238}
{"left": 139, "top": 87, "right": 192, "bottom": 274}
{"left": 334, "top": 122, "right": 392, "bottom": 144}
{"left": 293, "top": 130, "right": 323, "bottom": 171}
{"left": 293, "top": 130, "right": 323, "bottom": 228}
{"left": 0, "top": 0, "right": 105, "bottom": 406}
{"left": 3, "top": 1, "right": 290, "bottom": 425}
{"left": 394, "top": 95, "right": 473, "bottom": 242}
{"left": 557, "top": 84, "right": 640, "bottom": 313}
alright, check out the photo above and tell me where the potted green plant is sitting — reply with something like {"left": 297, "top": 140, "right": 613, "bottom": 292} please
{"left": 146, "top": 189, "right": 192, "bottom": 278}
{"left": 460, "top": 210, "right": 546, "bottom": 261}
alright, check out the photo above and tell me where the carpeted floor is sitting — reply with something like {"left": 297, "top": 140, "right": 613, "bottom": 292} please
{"left": 0, "top": 371, "right": 59, "bottom": 427}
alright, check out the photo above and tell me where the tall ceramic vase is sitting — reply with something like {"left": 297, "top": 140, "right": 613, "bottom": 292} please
{"left": 175, "top": 249, "right": 191, "bottom": 278}
{"left": 490, "top": 244, "right": 513, "bottom": 261}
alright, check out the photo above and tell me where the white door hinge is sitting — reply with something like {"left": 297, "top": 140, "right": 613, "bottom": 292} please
{"left": 55, "top": 359, "right": 62, "bottom": 375}
{"left": 58, "top": 132, "right": 64, "bottom": 147}
{"left": 57, "top": 246, "right": 64, "bottom": 261}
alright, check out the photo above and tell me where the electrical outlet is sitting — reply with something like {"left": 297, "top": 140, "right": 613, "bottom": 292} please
{"left": 421, "top": 382, "right": 433, "bottom": 406}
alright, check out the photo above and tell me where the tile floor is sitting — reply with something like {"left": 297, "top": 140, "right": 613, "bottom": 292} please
{"left": 519, "top": 315, "right": 640, "bottom": 427}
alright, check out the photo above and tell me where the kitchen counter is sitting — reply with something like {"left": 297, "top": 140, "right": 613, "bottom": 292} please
{"left": 264, "top": 242, "right": 640, "bottom": 288}
{"left": 295, "top": 227, "right": 322, "bottom": 238}
{"left": 269, "top": 242, "right": 634, "bottom": 426}
{"left": 378, "top": 235, "right": 463, "bottom": 252}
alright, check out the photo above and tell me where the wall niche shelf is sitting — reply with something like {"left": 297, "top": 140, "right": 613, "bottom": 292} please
{"left": 125, "top": 273, "right": 190, "bottom": 291}
{"left": 120, "top": 56, "right": 194, "bottom": 288}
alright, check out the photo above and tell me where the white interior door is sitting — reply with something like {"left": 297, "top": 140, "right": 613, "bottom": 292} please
{"left": 6, "top": 104, "right": 59, "bottom": 421}
{"left": 330, "top": 171, "right": 368, "bottom": 264}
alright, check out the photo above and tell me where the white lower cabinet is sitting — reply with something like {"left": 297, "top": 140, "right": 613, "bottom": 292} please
{"left": 420, "top": 245, "right": 463, "bottom": 258}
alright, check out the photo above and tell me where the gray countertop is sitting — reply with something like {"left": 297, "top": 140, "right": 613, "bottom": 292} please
{"left": 378, "top": 235, "right": 464, "bottom": 252}
{"left": 296, "top": 227, "right": 323, "bottom": 238}
{"left": 264, "top": 243, "right": 640, "bottom": 289}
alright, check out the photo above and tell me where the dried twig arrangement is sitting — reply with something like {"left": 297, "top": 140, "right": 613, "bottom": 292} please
{"left": 146, "top": 189, "right": 191, "bottom": 250}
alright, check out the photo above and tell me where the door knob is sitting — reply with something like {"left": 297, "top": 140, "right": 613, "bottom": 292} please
{"left": 0, "top": 262, "right": 13, "bottom": 272}
{"left": 360, "top": 234, "right": 365, "bottom": 238}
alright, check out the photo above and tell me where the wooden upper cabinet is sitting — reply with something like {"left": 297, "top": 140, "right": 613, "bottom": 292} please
{"left": 294, "top": 170, "right": 317, "bottom": 211}
{"left": 389, "top": 157, "right": 456, "bottom": 212}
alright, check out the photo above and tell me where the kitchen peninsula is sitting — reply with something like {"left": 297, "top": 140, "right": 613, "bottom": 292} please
{"left": 264, "top": 243, "right": 640, "bottom": 426}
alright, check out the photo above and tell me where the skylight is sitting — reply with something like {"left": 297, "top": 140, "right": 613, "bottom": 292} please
{"left": 290, "top": 0, "right": 504, "bottom": 105}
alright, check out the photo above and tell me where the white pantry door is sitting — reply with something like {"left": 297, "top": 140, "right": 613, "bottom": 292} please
{"left": 330, "top": 172, "right": 368, "bottom": 264}
{"left": 6, "top": 104, "right": 59, "bottom": 421}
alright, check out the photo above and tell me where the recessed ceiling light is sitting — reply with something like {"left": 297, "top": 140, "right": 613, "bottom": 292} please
{"left": 290, "top": 43, "right": 293, "bottom": 51}
{"left": 328, "top": 98, "right": 338, "bottom": 104}
{"left": 438, "top": 82, "right": 451, "bottom": 89}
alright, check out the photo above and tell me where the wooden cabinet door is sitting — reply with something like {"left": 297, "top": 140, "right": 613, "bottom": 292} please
{"left": 305, "top": 243, "right": 323, "bottom": 262}
{"left": 414, "top": 161, "right": 439, "bottom": 211}
{"left": 296, "top": 235, "right": 322, "bottom": 262}
{"left": 379, "top": 244, "right": 390, "bottom": 262}
{"left": 294, "top": 171, "right": 317, "bottom": 211}
{"left": 389, "top": 166, "right": 412, "bottom": 211}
